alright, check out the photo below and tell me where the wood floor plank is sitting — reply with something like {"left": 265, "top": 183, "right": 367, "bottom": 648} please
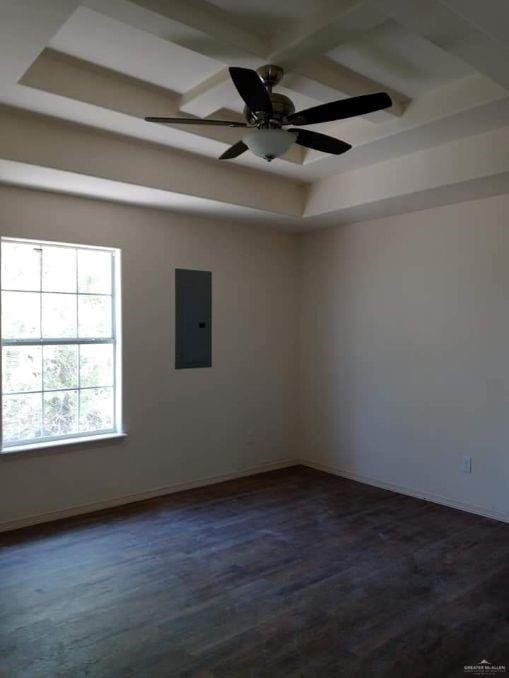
{"left": 0, "top": 466, "right": 507, "bottom": 677}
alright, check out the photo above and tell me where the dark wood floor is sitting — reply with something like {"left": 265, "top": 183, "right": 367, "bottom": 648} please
{"left": 0, "top": 466, "right": 507, "bottom": 678}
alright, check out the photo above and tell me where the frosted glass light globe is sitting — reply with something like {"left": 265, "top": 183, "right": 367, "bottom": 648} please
{"left": 244, "top": 128, "right": 295, "bottom": 161}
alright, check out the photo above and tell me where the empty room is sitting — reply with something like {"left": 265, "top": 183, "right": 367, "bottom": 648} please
{"left": 0, "top": 0, "right": 508, "bottom": 676}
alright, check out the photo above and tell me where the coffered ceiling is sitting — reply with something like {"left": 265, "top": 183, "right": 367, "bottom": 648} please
{"left": 0, "top": 0, "right": 507, "bottom": 230}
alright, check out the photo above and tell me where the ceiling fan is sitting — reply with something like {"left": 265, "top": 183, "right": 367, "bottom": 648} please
{"left": 145, "top": 64, "right": 392, "bottom": 162}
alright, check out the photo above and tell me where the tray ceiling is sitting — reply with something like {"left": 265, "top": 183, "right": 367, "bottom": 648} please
{"left": 0, "top": 0, "right": 507, "bottom": 229}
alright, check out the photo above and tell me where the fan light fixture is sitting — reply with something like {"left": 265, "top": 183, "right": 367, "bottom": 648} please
{"left": 243, "top": 128, "right": 295, "bottom": 161}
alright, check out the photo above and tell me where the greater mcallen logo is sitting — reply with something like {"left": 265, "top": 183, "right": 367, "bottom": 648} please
{"left": 464, "top": 659, "right": 506, "bottom": 674}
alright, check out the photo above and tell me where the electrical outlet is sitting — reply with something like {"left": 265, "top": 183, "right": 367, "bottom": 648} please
{"left": 460, "top": 455, "right": 472, "bottom": 473}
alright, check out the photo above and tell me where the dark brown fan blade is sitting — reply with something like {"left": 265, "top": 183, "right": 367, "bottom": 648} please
{"left": 228, "top": 67, "right": 273, "bottom": 116}
{"left": 290, "top": 129, "right": 352, "bottom": 155}
{"left": 219, "top": 140, "right": 248, "bottom": 160}
{"left": 145, "top": 117, "right": 247, "bottom": 127}
{"left": 286, "top": 92, "right": 392, "bottom": 126}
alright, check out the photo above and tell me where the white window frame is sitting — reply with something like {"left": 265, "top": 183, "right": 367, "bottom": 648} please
{"left": 0, "top": 237, "right": 123, "bottom": 452}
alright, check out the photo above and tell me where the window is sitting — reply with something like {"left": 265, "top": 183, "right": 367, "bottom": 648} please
{"left": 1, "top": 238, "right": 122, "bottom": 450}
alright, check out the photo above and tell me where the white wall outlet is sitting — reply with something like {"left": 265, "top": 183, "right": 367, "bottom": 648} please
{"left": 460, "top": 455, "right": 472, "bottom": 473}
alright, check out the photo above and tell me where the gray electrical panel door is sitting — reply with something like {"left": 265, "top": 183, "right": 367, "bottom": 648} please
{"left": 175, "top": 268, "right": 212, "bottom": 369}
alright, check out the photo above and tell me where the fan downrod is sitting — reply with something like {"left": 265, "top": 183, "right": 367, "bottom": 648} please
{"left": 256, "top": 64, "right": 284, "bottom": 91}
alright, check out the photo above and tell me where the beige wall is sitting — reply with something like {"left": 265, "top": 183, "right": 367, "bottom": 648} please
{"left": 1, "top": 186, "right": 508, "bottom": 528}
{"left": 0, "top": 186, "right": 299, "bottom": 529}
{"left": 299, "top": 194, "right": 509, "bottom": 521}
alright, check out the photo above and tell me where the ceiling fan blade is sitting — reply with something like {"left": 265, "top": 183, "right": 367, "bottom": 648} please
{"left": 228, "top": 67, "right": 273, "bottom": 116}
{"left": 290, "top": 129, "right": 352, "bottom": 155}
{"left": 145, "top": 117, "right": 247, "bottom": 127}
{"left": 287, "top": 92, "right": 392, "bottom": 126}
{"left": 219, "top": 140, "right": 248, "bottom": 160}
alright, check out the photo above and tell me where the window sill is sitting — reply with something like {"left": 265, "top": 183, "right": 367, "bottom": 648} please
{"left": 0, "top": 432, "right": 127, "bottom": 456}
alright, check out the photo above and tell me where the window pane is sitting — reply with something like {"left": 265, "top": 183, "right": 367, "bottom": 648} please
{"left": 43, "top": 345, "right": 78, "bottom": 391}
{"left": 79, "top": 387, "right": 113, "bottom": 433}
{"left": 1, "top": 240, "right": 119, "bottom": 447}
{"left": 42, "top": 246, "right": 76, "bottom": 293}
{"left": 3, "top": 393, "right": 42, "bottom": 443}
{"left": 43, "top": 390, "right": 78, "bottom": 437}
{"left": 1, "top": 242, "right": 41, "bottom": 291}
{"left": 78, "top": 296, "right": 112, "bottom": 338}
{"left": 78, "top": 249, "right": 112, "bottom": 294}
{"left": 42, "top": 293, "right": 77, "bottom": 338}
{"left": 2, "top": 346, "right": 42, "bottom": 394}
{"left": 2, "top": 291, "right": 40, "bottom": 339}
{"left": 80, "top": 344, "right": 113, "bottom": 388}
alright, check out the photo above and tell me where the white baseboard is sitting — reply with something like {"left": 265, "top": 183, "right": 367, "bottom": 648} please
{"left": 300, "top": 459, "right": 508, "bottom": 523}
{"left": 3, "top": 457, "right": 506, "bottom": 533}
{"left": 0, "top": 458, "right": 299, "bottom": 533}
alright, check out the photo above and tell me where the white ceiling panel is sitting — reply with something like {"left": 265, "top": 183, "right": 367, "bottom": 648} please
{"left": 50, "top": 7, "right": 224, "bottom": 93}
{"left": 207, "top": 0, "right": 320, "bottom": 34}
{"left": 328, "top": 19, "right": 474, "bottom": 98}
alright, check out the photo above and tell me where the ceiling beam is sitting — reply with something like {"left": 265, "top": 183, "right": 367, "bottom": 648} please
{"left": 0, "top": 0, "right": 82, "bottom": 85}
{"left": 305, "top": 124, "right": 509, "bottom": 221}
{"left": 301, "top": 74, "right": 509, "bottom": 175}
{"left": 375, "top": 0, "right": 509, "bottom": 90}
{"left": 179, "top": 68, "right": 234, "bottom": 118}
{"left": 289, "top": 58, "right": 407, "bottom": 118}
{"left": 268, "top": 0, "right": 409, "bottom": 117}
{"left": 20, "top": 50, "right": 240, "bottom": 148}
{"left": 269, "top": 0, "right": 385, "bottom": 66}
{"left": 440, "top": 0, "right": 509, "bottom": 49}
{"left": 0, "top": 104, "right": 306, "bottom": 217}
{"left": 0, "top": 163, "right": 304, "bottom": 229}
{"left": 86, "top": 0, "right": 406, "bottom": 119}
{"left": 84, "top": 0, "right": 267, "bottom": 64}
{"left": 179, "top": 59, "right": 406, "bottom": 121}
{"left": 128, "top": 0, "right": 269, "bottom": 58}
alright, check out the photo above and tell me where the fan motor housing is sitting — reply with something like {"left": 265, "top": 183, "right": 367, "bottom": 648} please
{"left": 244, "top": 93, "right": 295, "bottom": 127}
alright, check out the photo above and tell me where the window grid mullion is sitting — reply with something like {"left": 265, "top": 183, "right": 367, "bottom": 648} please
{"left": 78, "top": 344, "right": 81, "bottom": 433}
{"left": 76, "top": 248, "right": 81, "bottom": 434}
{"left": 41, "top": 345, "right": 45, "bottom": 439}
{"left": 1, "top": 289, "right": 112, "bottom": 297}
{"left": 3, "top": 385, "right": 113, "bottom": 397}
{"left": 39, "top": 247, "right": 43, "bottom": 437}
{"left": 75, "top": 246, "right": 79, "bottom": 338}
{"left": 2, "top": 338, "right": 114, "bottom": 346}
{"left": 111, "top": 251, "right": 116, "bottom": 434}
{"left": 0, "top": 244, "right": 2, "bottom": 448}
{"left": 38, "top": 246, "right": 43, "bottom": 343}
